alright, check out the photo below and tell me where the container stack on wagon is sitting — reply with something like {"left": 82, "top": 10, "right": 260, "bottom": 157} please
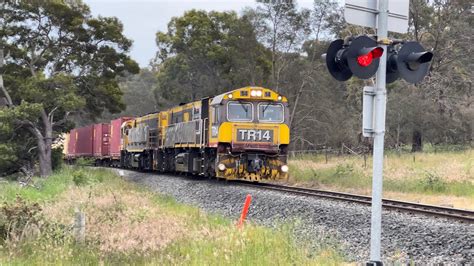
{"left": 75, "top": 125, "right": 94, "bottom": 157}
{"left": 93, "top": 123, "right": 110, "bottom": 157}
{"left": 64, "top": 117, "right": 133, "bottom": 165}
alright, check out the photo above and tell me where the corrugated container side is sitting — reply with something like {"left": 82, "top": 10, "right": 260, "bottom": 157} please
{"left": 68, "top": 129, "right": 77, "bottom": 157}
{"left": 110, "top": 117, "right": 133, "bottom": 158}
{"left": 76, "top": 125, "right": 94, "bottom": 156}
{"left": 93, "top": 123, "right": 111, "bottom": 157}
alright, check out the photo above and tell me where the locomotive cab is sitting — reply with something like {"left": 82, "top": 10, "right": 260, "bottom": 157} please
{"left": 209, "top": 87, "right": 290, "bottom": 181}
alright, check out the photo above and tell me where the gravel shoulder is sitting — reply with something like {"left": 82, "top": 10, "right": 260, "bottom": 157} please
{"left": 118, "top": 169, "right": 473, "bottom": 264}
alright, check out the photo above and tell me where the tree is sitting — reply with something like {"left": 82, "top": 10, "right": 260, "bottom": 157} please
{"left": 154, "top": 10, "right": 270, "bottom": 105}
{"left": 245, "top": 0, "right": 310, "bottom": 92}
{"left": 384, "top": 0, "right": 473, "bottom": 151}
{"left": 0, "top": 1, "right": 139, "bottom": 177}
{"left": 100, "top": 69, "right": 158, "bottom": 120}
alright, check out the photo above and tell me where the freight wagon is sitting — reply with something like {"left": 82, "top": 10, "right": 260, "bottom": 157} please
{"left": 64, "top": 117, "right": 133, "bottom": 165}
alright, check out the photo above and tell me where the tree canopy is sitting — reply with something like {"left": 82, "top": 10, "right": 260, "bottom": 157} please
{"left": 0, "top": 0, "right": 139, "bottom": 176}
{"left": 154, "top": 10, "right": 271, "bottom": 106}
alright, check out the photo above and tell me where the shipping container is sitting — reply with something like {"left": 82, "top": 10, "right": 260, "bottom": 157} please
{"left": 75, "top": 125, "right": 94, "bottom": 157}
{"left": 93, "top": 123, "right": 111, "bottom": 157}
{"left": 110, "top": 117, "right": 133, "bottom": 158}
{"left": 67, "top": 128, "right": 77, "bottom": 157}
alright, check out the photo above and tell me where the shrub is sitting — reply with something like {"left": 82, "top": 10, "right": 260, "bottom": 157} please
{"left": 51, "top": 147, "right": 64, "bottom": 171}
{"left": 0, "top": 197, "right": 42, "bottom": 245}
{"left": 334, "top": 163, "right": 354, "bottom": 178}
{"left": 75, "top": 158, "right": 94, "bottom": 167}
{"left": 72, "top": 170, "right": 88, "bottom": 186}
{"left": 419, "top": 171, "right": 446, "bottom": 192}
{"left": 72, "top": 169, "right": 104, "bottom": 186}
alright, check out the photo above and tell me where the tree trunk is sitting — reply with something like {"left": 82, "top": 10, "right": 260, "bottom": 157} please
{"left": 40, "top": 109, "right": 53, "bottom": 177}
{"left": 0, "top": 49, "right": 13, "bottom": 107}
{"left": 411, "top": 130, "right": 423, "bottom": 152}
{"left": 28, "top": 109, "right": 53, "bottom": 177}
{"left": 38, "top": 136, "right": 52, "bottom": 177}
{"left": 289, "top": 81, "right": 305, "bottom": 130}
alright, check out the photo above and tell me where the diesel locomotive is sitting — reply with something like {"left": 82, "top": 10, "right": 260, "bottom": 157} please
{"left": 66, "top": 86, "right": 290, "bottom": 181}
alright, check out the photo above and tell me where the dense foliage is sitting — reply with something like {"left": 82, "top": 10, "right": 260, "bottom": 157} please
{"left": 0, "top": 1, "right": 138, "bottom": 176}
{"left": 154, "top": 10, "right": 271, "bottom": 105}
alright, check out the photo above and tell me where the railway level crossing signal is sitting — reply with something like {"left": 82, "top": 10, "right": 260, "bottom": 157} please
{"left": 322, "top": 0, "right": 433, "bottom": 265}
{"left": 324, "top": 36, "right": 384, "bottom": 81}
{"left": 386, "top": 42, "right": 433, "bottom": 83}
{"left": 324, "top": 39, "right": 433, "bottom": 83}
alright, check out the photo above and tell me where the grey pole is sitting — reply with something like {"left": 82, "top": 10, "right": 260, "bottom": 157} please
{"left": 369, "top": 0, "right": 388, "bottom": 263}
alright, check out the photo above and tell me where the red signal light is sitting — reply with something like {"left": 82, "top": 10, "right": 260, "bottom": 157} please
{"left": 371, "top": 47, "right": 383, "bottom": 59}
{"left": 357, "top": 47, "right": 384, "bottom": 67}
{"left": 357, "top": 53, "right": 373, "bottom": 67}
{"left": 324, "top": 36, "right": 382, "bottom": 80}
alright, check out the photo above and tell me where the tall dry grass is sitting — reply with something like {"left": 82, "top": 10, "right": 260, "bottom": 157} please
{"left": 288, "top": 149, "right": 474, "bottom": 209}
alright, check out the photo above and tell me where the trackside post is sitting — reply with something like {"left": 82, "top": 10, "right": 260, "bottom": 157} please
{"left": 237, "top": 194, "right": 252, "bottom": 228}
{"left": 368, "top": 0, "right": 388, "bottom": 264}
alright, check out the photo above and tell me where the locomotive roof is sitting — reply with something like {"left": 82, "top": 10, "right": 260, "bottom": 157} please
{"left": 211, "top": 86, "right": 287, "bottom": 105}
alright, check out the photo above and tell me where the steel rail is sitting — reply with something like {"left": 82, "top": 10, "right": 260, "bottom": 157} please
{"left": 234, "top": 181, "right": 474, "bottom": 223}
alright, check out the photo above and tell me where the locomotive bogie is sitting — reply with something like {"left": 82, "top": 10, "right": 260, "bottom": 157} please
{"left": 215, "top": 153, "right": 288, "bottom": 181}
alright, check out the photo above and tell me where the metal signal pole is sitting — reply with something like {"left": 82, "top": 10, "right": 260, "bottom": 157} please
{"left": 369, "top": 0, "right": 388, "bottom": 263}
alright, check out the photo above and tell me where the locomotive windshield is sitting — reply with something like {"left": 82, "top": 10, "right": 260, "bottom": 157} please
{"left": 227, "top": 102, "right": 253, "bottom": 121}
{"left": 258, "top": 103, "right": 284, "bottom": 122}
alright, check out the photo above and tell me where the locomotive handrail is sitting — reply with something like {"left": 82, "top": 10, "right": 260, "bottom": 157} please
{"left": 200, "top": 118, "right": 208, "bottom": 148}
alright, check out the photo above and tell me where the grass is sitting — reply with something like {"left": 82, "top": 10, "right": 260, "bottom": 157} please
{"left": 0, "top": 166, "right": 345, "bottom": 265}
{"left": 288, "top": 149, "right": 474, "bottom": 209}
{"left": 0, "top": 167, "right": 114, "bottom": 203}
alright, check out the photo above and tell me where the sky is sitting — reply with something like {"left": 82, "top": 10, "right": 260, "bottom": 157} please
{"left": 84, "top": 0, "right": 315, "bottom": 68}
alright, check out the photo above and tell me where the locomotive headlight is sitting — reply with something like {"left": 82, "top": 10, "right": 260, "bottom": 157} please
{"left": 280, "top": 165, "right": 289, "bottom": 173}
{"left": 277, "top": 95, "right": 282, "bottom": 101}
{"left": 250, "top": 90, "right": 262, "bottom": 97}
{"left": 218, "top": 163, "right": 226, "bottom": 171}
{"left": 228, "top": 93, "right": 233, "bottom": 99}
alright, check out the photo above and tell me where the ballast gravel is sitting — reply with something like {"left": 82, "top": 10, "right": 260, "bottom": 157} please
{"left": 119, "top": 170, "right": 473, "bottom": 264}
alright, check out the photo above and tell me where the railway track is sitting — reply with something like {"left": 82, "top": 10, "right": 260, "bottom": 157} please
{"left": 110, "top": 167, "right": 474, "bottom": 223}
{"left": 235, "top": 181, "right": 474, "bottom": 223}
